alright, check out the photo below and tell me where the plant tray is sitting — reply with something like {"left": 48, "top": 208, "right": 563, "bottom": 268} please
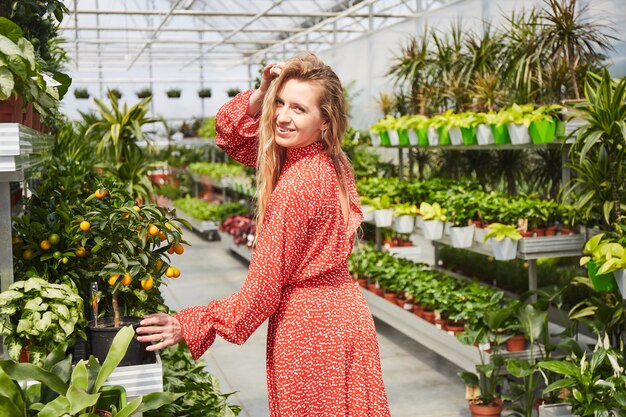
{"left": 174, "top": 208, "right": 218, "bottom": 234}
{"left": 360, "top": 287, "right": 482, "bottom": 371}
{"left": 104, "top": 352, "right": 163, "bottom": 398}
{"left": 385, "top": 246, "right": 422, "bottom": 262}
{"left": 517, "top": 234, "right": 584, "bottom": 255}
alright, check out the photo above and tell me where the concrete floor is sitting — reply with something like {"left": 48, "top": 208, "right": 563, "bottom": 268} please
{"left": 162, "top": 231, "right": 470, "bottom": 417}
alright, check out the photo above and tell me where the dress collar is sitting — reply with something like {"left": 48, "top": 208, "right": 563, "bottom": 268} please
{"left": 285, "top": 141, "right": 324, "bottom": 163}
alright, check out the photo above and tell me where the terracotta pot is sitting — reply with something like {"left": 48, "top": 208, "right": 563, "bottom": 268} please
{"left": 434, "top": 318, "right": 448, "bottom": 330}
{"left": 422, "top": 310, "right": 436, "bottom": 324}
{"left": 395, "top": 296, "right": 407, "bottom": 307}
{"left": 447, "top": 322, "right": 465, "bottom": 336}
{"left": 367, "top": 283, "right": 378, "bottom": 293}
{"left": 382, "top": 239, "right": 394, "bottom": 248}
{"left": 506, "top": 334, "right": 526, "bottom": 352}
{"left": 520, "top": 230, "right": 533, "bottom": 238}
{"left": 413, "top": 304, "right": 425, "bottom": 317}
{"left": 0, "top": 95, "right": 24, "bottom": 123}
{"left": 383, "top": 291, "right": 397, "bottom": 303}
{"left": 545, "top": 226, "right": 557, "bottom": 236}
{"left": 469, "top": 398, "right": 503, "bottom": 417}
{"left": 559, "top": 228, "right": 574, "bottom": 235}
{"left": 533, "top": 228, "right": 545, "bottom": 237}
{"left": 19, "top": 348, "right": 30, "bottom": 363}
{"left": 401, "top": 299, "right": 414, "bottom": 311}
{"left": 357, "top": 278, "right": 367, "bottom": 288}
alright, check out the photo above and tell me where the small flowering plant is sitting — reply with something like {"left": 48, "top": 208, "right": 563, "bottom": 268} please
{"left": 538, "top": 334, "right": 626, "bottom": 415}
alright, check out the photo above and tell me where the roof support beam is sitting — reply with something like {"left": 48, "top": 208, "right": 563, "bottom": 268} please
{"left": 71, "top": 9, "right": 417, "bottom": 18}
{"left": 58, "top": 26, "right": 366, "bottom": 33}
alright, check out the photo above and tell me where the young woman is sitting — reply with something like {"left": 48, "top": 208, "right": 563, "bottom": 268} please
{"left": 137, "top": 53, "right": 390, "bottom": 416}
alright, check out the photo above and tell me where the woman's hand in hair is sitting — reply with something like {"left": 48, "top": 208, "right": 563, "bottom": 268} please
{"left": 247, "top": 62, "right": 284, "bottom": 116}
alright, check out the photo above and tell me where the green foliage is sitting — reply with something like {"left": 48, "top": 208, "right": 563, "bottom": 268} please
{"left": 198, "top": 116, "right": 216, "bottom": 138}
{"left": 0, "top": 326, "right": 182, "bottom": 416}
{"left": 580, "top": 233, "right": 626, "bottom": 275}
{"left": 73, "top": 87, "right": 89, "bottom": 99}
{"left": 188, "top": 162, "right": 246, "bottom": 181}
{"left": 136, "top": 87, "right": 152, "bottom": 99}
{"left": 165, "top": 88, "right": 181, "bottom": 98}
{"left": 173, "top": 197, "right": 247, "bottom": 223}
{"left": 484, "top": 223, "right": 522, "bottom": 241}
{"left": 226, "top": 88, "right": 241, "bottom": 97}
{"left": 198, "top": 88, "right": 212, "bottom": 98}
{"left": 144, "top": 342, "right": 241, "bottom": 417}
{"left": 0, "top": 277, "right": 86, "bottom": 365}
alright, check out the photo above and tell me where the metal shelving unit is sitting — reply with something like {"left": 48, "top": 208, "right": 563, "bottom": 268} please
{"left": 0, "top": 123, "right": 52, "bottom": 292}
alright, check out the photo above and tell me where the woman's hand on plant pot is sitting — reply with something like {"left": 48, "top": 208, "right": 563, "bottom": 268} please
{"left": 136, "top": 313, "right": 182, "bottom": 351}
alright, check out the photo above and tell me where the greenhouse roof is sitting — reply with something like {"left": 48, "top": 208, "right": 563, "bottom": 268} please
{"left": 60, "top": 0, "right": 457, "bottom": 77}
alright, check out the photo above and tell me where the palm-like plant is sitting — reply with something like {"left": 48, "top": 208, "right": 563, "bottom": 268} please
{"left": 566, "top": 69, "right": 626, "bottom": 227}
{"left": 537, "top": 0, "right": 615, "bottom": 100}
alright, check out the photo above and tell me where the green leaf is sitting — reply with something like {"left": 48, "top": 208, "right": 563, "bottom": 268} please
{"left": 0, "top": 396, "right": 24, "bottom": 417}
{"left": 538, "top": 360, "right": 578, "bottom": 377}
{"left": 506, "top": 358, "right": 535, "bottom": 378}
{"left": 70, "top": 361, "right": 88, "bottom": 392}
{"left": 38, "top": 395, "right": 70, "bottom": 417}
{"left": 542, "top": 377, "right": 575, "bottom": 395}
{"left": 67, "top": 385, "right": 99, "bottom": 415}
{"left": 92, "top": 325, "right": 134, "bottom": 393}
{"left": 137, "top": 392, "right": 184, "bottom": 413}
{"left": 113, "top": 396, "right": 142, "bottom": 417}
{"left": 0, "top": 366, "right": 24, "bottom": 414}
{"left": 0, "top": 361, "right": 67, "bottom": 395}
{"left": 0, "top": 17, "right": 23, "bottom": 43}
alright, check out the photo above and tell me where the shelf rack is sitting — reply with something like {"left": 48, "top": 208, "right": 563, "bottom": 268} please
{"left": 0, "top": 123, "right": 52, "bottom": 292}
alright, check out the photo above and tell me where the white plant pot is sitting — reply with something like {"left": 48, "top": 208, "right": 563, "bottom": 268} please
{"left": 473, "top": 227, "right": 488, "bottom": 245}
{"left": 415, "top": 216, "right": 424, "bottom": 230}
{"left": 489, "top": 237, "right": 519, "bottom": 261}
{"left": 444, "top": 222, "right": 453, "bottom": 236}
{"left": 614, "top": 269, "right": 626, "bottom": 297}
{"left": 450, "top": 225, "right": 475, "bottom": 248}
{"left": 476, "top": 124, "right": 495, "bottom": 145}
{"left": 387, "top": 129, "right": 400, "bottom": 146}
{"left": 448, "top": 127, "right": 463, "bottom": 145}
{"left": 374, "top": 209, "right": 394, "bottom": 228}
{"left": 507, "top": 123, "right": 531, "bottom": 145}
{"left": 427, "top": 127, "right": 439, "bottom": 146}
{"left": 422, "top": 220, "right": 444, "bottom": 240}
{"left": 370, "top": 131, "right": 381, "bottom": 147}
{"left": 538, "top": 403, "right": 573, "bottom": 417}
{"left": 394, "top": 215, "right": 415, "bottom": 234}
{"left": 361, "top": 204, "right": 374, "bottom": 222}
{"left": 407, "top": 129, "right": 419, "bottom": 146}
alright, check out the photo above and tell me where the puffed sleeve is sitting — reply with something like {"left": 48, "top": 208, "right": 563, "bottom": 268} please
{"left": 215, "top": 89, "right": 259, "bottom": 168}
{"left": 174, "top": 183, "right": 315, "bottom": 359}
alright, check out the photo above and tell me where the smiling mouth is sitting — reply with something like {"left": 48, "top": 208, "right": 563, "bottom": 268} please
{"left": 277, "top": 126, "right": 295, "bottom": 133}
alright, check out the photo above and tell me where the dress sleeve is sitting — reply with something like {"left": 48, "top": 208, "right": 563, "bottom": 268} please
{"left": 175, "top": 185, "right": 314, "bottom": 359}
{"left": 215, "top": 89, "right": 259, "bottom": 168}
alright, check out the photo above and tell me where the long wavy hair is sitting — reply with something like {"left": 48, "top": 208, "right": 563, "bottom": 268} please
{"left": 255, "top": 52, "right": 353, "bottom": 236}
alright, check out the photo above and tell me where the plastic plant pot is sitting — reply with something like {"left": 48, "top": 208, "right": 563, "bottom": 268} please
{"left": 529, "top": 119, "right": 556, "bottom": 144}
{"left": 422, "top": 220, "right": 444, "bottom": 240}
{"left": 437, "top": 126, "right": 451, "bottom": 146}
{"left": 361, "top": 204, "right": 374, "bottom": 222}
{"left": 379, "top": 130, "right": 391, "bottom": 146}
{"left": 507, "top": 123, "right": 531, "bottom": 145}
{"left": 476, "top": 124, "right": 495, "bottom": 145}
{"left": 587, "top": 261, "right": 617, "bottom": 292}
{"left": 461, "top": 126, "right": 477, "bottom": 145}
{"left": 450, "top": 225, "right": 475, "bottom": 248}
{"left": 398, "top": 129, "right": 411, "bottom": 146}
{"left": 614, "top": 269, "right": 626, "bottom": 297}
{"left": 491, "top": 124, "right": 511, "bottom": 145}
{"left": 416, "top": 127, "right": 429, "bottom": 146}
{"left": 427, "top": 127, "right": 439, "bottom": 146}
{"left": 370, "top": 131, "right": 382, "bottom": 147}
{"left": 387, "top": 129, "right": 400, "bottom": 146}
{"left": 448, "top": 127, "right": 463, "bottom": 145}
{"left": 394, "top": 215, "right": 415, "bottom": 234}
{"left": 407, "top": 129, "right": 419, "bottom": 146}
{"left": 489, "top": 237, "right": 518, "bottom": 261}
{"left": 373, "top": 209, "right": 394, "bottom": 228}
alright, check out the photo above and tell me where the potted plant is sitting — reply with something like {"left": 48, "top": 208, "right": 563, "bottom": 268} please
{"left": 483, "top": 223, "right": 522, "bottom": 261}
{"left": 475, "top": 112, "right": 497, "bottom": 145}
{"left": 107, "top": 88, "right": 122, "bottom": 99}
{"left": 404, "top": 114, "right": 428, "bottom": 146}
{"left": 393, "top": 202, "right": 419, "bottom": 234}
{"left": 418, "top": 201, "right": 447, "bottom": 240}
{"left": 369, "top": 195, "right": 394, "bottom": 228}
{"left": 360, "top": 196, "right": 374, "bottom": 222}
{"left": 79, "top": 184, "right": 189, "bottom": 365}
{"left": 226, "top": 87, "right": 241, "bottom": 97}
{"left": 0, "top": 277, "right": 86, "bottom": 365}
{"left": 369, "top": 115, "right": 396, "bottom": 147}
{"left": 528, "top": 104, "right": 561, "bottom": 144}
{"left": 136, "top": 87, "right": 152, "bottom": 99}
{"left": 579, "top": 233, "right": 624, "bottom": 293}
{"left": 499, "top": 104, "right": 533, "bottom": 145}
{"left": 447, "top": 193, "right": 478, "bottom": 248}
{"left": 198, "top": 87, "right": 212, "bottom": 99}
{"left": 74, "top": 87, "right": 90, "bottom": 99}
{"left": 166, "top": 88, "right": 182, "bottom": 98}
{"left": 447, "top": 112, "right": 479, "bottom": 146}
{"left": 0, "top": 326, "right": 182, "bottom": 416}
{"left": 458, "top": 328, "right": 506, "bottom": 417}
{"left": 538, "top": 334, "right": 626, "bottom": 417}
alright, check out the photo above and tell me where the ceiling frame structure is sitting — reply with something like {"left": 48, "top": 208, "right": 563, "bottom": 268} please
{"left": 60, "top": 0, "right": 460, "bottom": 80}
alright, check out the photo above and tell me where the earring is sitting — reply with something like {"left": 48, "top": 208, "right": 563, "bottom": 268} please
{"left": 321, "top": 129, "right": 326, "bottom": 141}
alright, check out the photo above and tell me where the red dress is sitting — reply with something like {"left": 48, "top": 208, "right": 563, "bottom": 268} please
{"left": 175, "top": 90, "right": 391, "bottom": 417}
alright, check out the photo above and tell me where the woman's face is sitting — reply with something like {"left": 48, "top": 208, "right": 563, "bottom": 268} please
{"left": 273, "top": 78, "right": 327, "bottom": 149}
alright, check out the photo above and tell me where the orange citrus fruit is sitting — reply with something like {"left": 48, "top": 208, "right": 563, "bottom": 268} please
{"left": 141, "top": 275, "right": 154, "bottom": 290}
{"left": 108, "top": 274, "right": 120, "bottom": 286}
{"left": 148, "top": 224, "right": 160, "bottom": 236}
{"left": 22, "top": 248, "right": 34, "bottom": 260}
{"left": 158, "top": 231, "right": 166, "bottom": 242}
{"left": 167, "top": 246, "right": 175, "bottom": 254}
{"left": 133, "top": 206, "right": 141, "bottom": 212}
{"left": 75, "top": 246, "right": 87, "bottom": 257}
{"left": 122, "top": 213, "right": 130, "bottom": 219}
{"left": 122, "top": 272, "right": 132, "bottom": 286}
{"left": 94, "top": 188, "right": 108, "bottom": 199}
{"left": 173, "top": 243, "right": 184, "bottom": 255}
{"left": 165, "top": 266, "right": 175, "bottom": 278}
{"left": 155, "top": 258, "right": 164, "bottom": 271}
{"left": 48, "top": 233, "right": 60, "bottom": 245}
{"left": 79, "top": 221, "right": 91, "bottom": 231}
{"left": 40, "top": 240, "right": 52, "bottom": 251}
{"left": 172, "top": 266, "right": 181, "bottom": 278}
{"left": 12, "top": 236, "right": 23, "bottom": 245}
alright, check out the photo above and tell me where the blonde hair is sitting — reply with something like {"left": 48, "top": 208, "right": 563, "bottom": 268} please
{"left": 255, "top": 52, "right": 353, "bottom": 237}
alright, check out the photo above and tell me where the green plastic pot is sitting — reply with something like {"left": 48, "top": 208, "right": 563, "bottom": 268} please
{"left": 398, "top": 129, "right": 411, "bottom": 147}
{"left": 416, "top": 127, "right": 429, "bottom": 146}
{"left": 461, "top": 126, "right": 477, "bottom": 145}
{"left": 588, "top": 261, "right": 617, "bottom": 292}
{"left": 437, "top": 126, "right": 451, "bottom": 146}
{"left": 555, "top": 120, "right": 566, "bottom": 138}
{"left": 379, "top": 130, "right": 390, "bottom": 146}
{"left": 529, "top": 119, "right": 556, "bottom": 144}
{"left": 491, "top": 124, "right": 511, "bottom": 145}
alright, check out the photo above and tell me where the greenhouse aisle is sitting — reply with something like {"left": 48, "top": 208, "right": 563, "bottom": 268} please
{"left": 162, "top": 231, "right": 470, "bottom": 417}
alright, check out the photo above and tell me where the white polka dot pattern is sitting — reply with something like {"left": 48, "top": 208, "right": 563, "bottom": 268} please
{"left": 175, "top": 90, "right": 391, "bottom": 416}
